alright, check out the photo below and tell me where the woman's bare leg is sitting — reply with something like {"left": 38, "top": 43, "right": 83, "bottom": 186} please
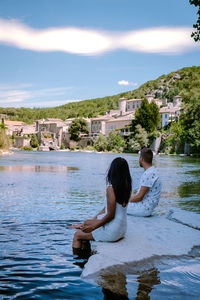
{"left": 72, "top": 230, "right": 94, "bottom": 249}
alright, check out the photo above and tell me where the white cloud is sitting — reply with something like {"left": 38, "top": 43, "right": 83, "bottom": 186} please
{"left": 118, "top": 80, "right": 138, "bottom": 86}
{"left": 0, "top": 18, "right": 113, "bottom": 55}
{"left": 0, "top": 84, "right": 76, "bottom": 107}
{"left": 121, "top": 27, "right": 195, "bottom": 54}
{"left": 18, "top": 99, "right": 81, "bottom": 108}
{"left": 0, "top": 89, "right": 32, "bottom": 104}
{"left": 0, "top": 18, "right": 198, "bottom": 55}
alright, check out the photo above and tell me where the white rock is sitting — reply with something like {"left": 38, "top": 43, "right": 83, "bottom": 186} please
{"left": 81, "top": 213, "right": 200, "bottom": 278}
{"left": 167, "top": 208, "right": 200, "bottom": 230}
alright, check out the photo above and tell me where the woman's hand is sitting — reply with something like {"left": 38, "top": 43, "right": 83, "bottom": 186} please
{"left": 69, "top": 223, "right": 83, "bottom": 229}
{"left": 81, "top": 219, "right": 99, "bottom": 233}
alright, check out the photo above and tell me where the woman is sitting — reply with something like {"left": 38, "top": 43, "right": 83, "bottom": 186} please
{"left": 71, "top": 157, "right": 132, "bottom": 251}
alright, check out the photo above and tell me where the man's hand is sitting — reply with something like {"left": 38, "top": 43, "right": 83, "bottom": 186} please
{"left": 81, "top": 219, "right": 99, "bottom": 233}
{"left": 129, "top": 192, "right": 136, "bottom": 202}
{"left": 129, "top": 186, "right": 149, "bottom": 203}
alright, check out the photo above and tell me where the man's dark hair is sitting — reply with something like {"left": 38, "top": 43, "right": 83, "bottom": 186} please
{"left": 140, "top": 148, "right": 153, "bottom": 164}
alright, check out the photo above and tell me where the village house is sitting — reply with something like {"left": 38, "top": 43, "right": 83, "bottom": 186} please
{"left": 4, "top": 120, "right": 25, "bottom": 136}
{"left": 62, "top": 117, "right": 91, "bottom": 148}
{"left": 160, "top": 96, "right": 182, "bottom": 127}
{"left": 14, "top": 123, "right": 37, "bottom": 148}
{"left": 36, "top": 118, "right": 65, "bottom": 150}
{"left": 90, "top": 97, "right": 138, "bottom": 137}
{"left": 3, "top": 120, "right": 37, "bottom": 148}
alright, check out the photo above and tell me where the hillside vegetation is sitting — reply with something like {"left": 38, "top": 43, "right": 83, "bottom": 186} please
{"left": 0, "top": 66, "right": 199, "bottom": 124}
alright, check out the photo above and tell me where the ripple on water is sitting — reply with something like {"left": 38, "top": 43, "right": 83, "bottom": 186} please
{"left": 0, "top": 151, "right": 200, "bottom": 299}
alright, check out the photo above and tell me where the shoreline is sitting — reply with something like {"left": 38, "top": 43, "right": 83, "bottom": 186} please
{"left": 0, "top": 149, "right": 13, "bottom": 156}
{"left": 3, "top": 148, "right": 199, "bottom": 158}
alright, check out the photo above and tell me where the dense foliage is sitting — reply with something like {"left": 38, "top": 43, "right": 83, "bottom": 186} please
{"left": 93, "top": 131, "right": 125, "bottom": 153}
{"left": 190, "top": 0, "right": 200, "bottom": 41}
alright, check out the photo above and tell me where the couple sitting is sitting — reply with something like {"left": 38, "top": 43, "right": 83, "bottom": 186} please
{"left": 72, "top": 148, "right": 161, "bottom": 251}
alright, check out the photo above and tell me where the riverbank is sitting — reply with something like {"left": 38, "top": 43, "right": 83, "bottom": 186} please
{"left": 11, "top": 147, "right": 200, "bottom": 157}
{"left": 0, "top": 149, "right": 13, "bottom": 156}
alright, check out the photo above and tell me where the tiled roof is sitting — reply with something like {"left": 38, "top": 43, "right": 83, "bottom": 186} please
{"left": 5, "top": 120, "right": 25, "bottom": 126}
{"left": 160, "top": 107, "right": 180, "bottom": 113}
{"left": 126, "top": 98, "right": 142, "bottom": 102}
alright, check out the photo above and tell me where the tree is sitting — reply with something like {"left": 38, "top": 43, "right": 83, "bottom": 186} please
{"left": 30, "top": 134, "right": 39, "bottom": 148}
{"left": 128, "top": 125, "right": 149, "bottom": 153}
{"left": 180, "top": 95, "right": 200, "bottom": 152}
{"left": 107, "top": 131, "right": 126, "bottom": 152}
{"left": 134, "top": 99, "right": 160, "bottom": 133}
{"left": 149, "top": 101, "right": 160, "bottom": 129}
{"left": 190, "top": 0, "right": 200, "bottom": 42}
{"left": 0, "top": 118, "right": 6, "bottom": 129}
{"left": 68, "top": 118, "right": 89, "bottom": 141}
{"left": 93, "top": 134, "right": 108, "bottom": 151}
{"left": 0, "top": 119, "right": 10, "bottom": 150}
{"left": 164, "top": 121, "right": 187, "bottom": 154}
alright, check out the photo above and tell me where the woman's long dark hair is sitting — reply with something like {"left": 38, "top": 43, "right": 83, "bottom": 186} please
{"left": 106, "top": 157, "right": 132, "bottom": 206}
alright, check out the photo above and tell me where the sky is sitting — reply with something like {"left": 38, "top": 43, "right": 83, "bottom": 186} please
{"left": 0, "top": 0, "right": 199, "bottom": 108}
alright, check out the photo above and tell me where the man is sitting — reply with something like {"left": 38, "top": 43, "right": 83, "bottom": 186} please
{"left": 127, "top": 147, "right": 161, "bottom": 217}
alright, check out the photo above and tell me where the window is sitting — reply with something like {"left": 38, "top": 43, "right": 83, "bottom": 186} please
{"left": 165, "top": 114, "right": 168, "bottom": 118}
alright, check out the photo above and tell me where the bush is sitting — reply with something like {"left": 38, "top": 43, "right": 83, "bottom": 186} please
{"left": 93, "top": 134, "right": 108, "bottom": 152}
{"left": 128, "top": 139, "right": 141, "bottom": 153}
{"left": 76, "top": 145, "right": 82, "bottom": 150}
{"left": 30, "top": 134, "right": 39, "bottom": 148}
{"left": 22, "top": 146, "right": 33, "bottom": 151}
{"left": 107, "top": 131, "right": 126, "bottom": 153}
{"left": 60, "top": 144, "right": 65, "bottom": 150}
{"left": 85, "top": 145, "right": 95, "bottom": 151}
{"left": 128, "top": 125, "right": 149, "bottom": 153}
{"left": 0, "top": 128, "right": 10, "bottom": 150}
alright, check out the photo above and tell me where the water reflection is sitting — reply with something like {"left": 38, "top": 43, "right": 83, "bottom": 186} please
{"left": 178, "top": 181, "right": 200, "bottom": 212}
{"left": 99, "top": 268, "right": 160, "bottom": 300}
{"left": 135, "top": 268, "right": 160, "bottom": 300}
{"left": 178, "top": 181, "right": 200, "bottom": 198}
{"left": 0, "top": 165, "right": 79, "bottom": 172}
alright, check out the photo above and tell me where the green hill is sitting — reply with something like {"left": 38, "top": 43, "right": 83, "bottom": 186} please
{"left": 0, "top": 66, "right": 200, "bottom": 124}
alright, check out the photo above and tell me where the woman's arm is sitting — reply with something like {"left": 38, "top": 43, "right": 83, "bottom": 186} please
{"left": 69, "top": 207, "right": 105, "bottom": 228}
{"left": 81, "top": 186, "right": 116, "bottom": 233}
{"left": 93, "top": 207, "right": 105, "bottom": 219}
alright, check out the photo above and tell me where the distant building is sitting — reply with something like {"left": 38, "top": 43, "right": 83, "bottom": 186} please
{"left": 4, "top": 120, "right": 25, "bottom": 136}
{"left": 160, "top": 107, "right": 181, "bottom": 127}
{"left": 36, "top": 118, "right": 65, "bottom": 150}
{"left": 119, "top": 97, "right": 143, "bottom": 114}
{"left": 159, "top": 96, "right": 182, "bottom": 128}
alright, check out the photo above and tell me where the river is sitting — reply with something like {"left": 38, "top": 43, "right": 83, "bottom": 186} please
{"left": 0, "top": 150, "right": 200, "bottom": 299}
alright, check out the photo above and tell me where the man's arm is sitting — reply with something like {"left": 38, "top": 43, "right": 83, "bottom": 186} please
{"left": 129, "top": 186, "right": 149, "bottom": 203}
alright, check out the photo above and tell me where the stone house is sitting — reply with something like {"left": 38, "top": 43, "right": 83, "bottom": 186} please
{"left": 4, "top": 120, "right": 25, "bottom": 136}
{"left": 159, "top": 96, "right": 182, "bottom": 128}
{"left": 36, "top": 118, "right": 65, "bottom": 150}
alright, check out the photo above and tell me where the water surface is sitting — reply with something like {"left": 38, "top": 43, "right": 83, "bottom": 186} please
{"left": 0, "top": 151, "right": 200, "bottom": 299}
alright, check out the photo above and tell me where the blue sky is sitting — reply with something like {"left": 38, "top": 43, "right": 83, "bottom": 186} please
{"left": 0, "top": 0, "right": 199, "bottom": 108}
